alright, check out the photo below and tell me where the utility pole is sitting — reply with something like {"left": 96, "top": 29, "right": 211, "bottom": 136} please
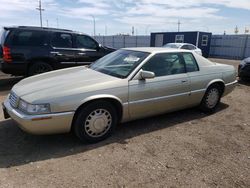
{"left": 234, "top": 26, "right": 239, "bottom": 34}
{"left": 132, "top": 26, "right": 135, "bottom": 36}
{"left": 177, "top": 20, "right": 181, "bottom": 32}
{"left": 36, "top": 0, "right": 45, "bottom": 27}
{"left": 46, "top": 19, "right": 49, "bottom": 27}
{"left": 56, "top": 18, "right": 59, "bottom": 28}
{"left": 91, "top": 15, "right": 96, "bottom": 37}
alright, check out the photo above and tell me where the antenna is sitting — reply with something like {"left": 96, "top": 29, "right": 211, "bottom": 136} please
{"left": 36, "top": 0, "right": 45, "bottom": 27}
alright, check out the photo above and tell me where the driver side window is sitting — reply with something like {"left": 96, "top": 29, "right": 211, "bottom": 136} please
{"left": 76, "top": 35, "right": 98, "bottom": 49}
{"left": 142, "top": 53, "right": 185, "bottom": 77}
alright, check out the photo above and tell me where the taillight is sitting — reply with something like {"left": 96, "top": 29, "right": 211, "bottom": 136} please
{"left": 3, "top": 46, "right": 12, "bottom": 63}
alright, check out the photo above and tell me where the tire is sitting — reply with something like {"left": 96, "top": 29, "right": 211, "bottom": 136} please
{"left": 73, "top": 101, "right": 118, "bottom": 143}
{"left": 200, "top": 84, "right": 222, "bottom": 113}
{"left": 28, "top": 62, "right": 53, "bottom": 76}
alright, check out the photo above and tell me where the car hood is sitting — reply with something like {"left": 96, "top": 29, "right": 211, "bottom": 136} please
{"left": 12, "top": 66, "right": 121, "bottom": 103}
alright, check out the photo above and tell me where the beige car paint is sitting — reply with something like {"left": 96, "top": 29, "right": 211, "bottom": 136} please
{"left": 3, "top": 48, "right": 237, "bottom": 135}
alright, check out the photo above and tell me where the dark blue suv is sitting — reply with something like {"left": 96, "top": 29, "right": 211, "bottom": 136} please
{"left": 0, "top": 26, "right": 115, "bottom": 76}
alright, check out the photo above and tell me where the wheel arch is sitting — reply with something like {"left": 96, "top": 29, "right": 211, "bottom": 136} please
{"left": 71, "top": 95, "right": 124, "bottom": 130}
{"left": 26, "top": 58, "right": 55, "bottom": 70}
{"left": 206, "top": 79, "right": 225, "bottom": 95}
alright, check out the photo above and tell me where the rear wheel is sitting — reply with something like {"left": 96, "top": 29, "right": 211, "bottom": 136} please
{"left": 200, "top": 84, "right": 222, "bottom": 113}
{"left": 73, "top": 101, "right": 118, "bottom": 143}
{"left": 28, "top": 62, "right": 53, "bottom": 76}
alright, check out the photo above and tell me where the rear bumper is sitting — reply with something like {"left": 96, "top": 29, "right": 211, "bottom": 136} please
{"left": 223, "top": 80, "right": 237, "bottom": 97}
{"left": 1, "top": 62, "right": 27, "bottom": 76}
{"left": 3, "top": 98, "right": 74, "bottom": 135}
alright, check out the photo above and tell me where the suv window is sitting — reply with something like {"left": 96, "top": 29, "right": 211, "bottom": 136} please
{"left": 51, "top": 32, "right": 73, "bottom": 48}
{"left": 182, "top": 53, "right": 199, "bottom": 72}
{"left": 142, "top": 53, "right": 185, "bottom": 77}
{"left": 10, "top": 30, "right": 47, "bottom": 47}
{"left": 76, "top": 35, "right": 97, "bottom": 49}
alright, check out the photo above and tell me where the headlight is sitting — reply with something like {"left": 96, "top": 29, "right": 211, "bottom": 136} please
{"left": 19, "top": 100, "right": 51, "bottom": 114}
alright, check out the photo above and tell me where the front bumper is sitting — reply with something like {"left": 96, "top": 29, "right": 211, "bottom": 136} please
{"left": 3, "top": 98, "right": 74, "bottom": 135}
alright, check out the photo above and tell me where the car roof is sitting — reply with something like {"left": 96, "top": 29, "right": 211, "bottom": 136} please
{"left": 166, "top": 43, "right": 195, "bottom": 46}
{"left": 122, "top": 47, "right": 193, "bottom": 53}
{"left": 3, "top": 26, "right": 87, "bottom": 35}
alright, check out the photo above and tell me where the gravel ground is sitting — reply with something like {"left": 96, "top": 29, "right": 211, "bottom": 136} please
{"left": 0, "top": 59, "right": 249, "bottom": 188}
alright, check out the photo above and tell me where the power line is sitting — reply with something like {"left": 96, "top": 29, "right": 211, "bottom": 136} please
{"left": 36, "top": 0, "right": 45, "bottom": 27}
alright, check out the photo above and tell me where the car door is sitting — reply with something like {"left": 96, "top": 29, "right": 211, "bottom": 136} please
{"left": 75, "top": 34, "right": 104, "bottom": 65}
{"left": 182, "top": 52, "right": 207, "bottom": 106}
{"left": 50, "top": 32, "right": 76, "bottom": 68}
{"left": 128, "top": 52, "right": 191, "bottom": 119}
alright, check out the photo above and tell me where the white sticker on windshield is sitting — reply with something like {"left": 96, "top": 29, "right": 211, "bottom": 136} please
{"left": 124, "top": 56, "right": 140, "bottom": 63}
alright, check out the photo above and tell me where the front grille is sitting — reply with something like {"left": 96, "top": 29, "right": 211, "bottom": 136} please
{"left": 9, "top": 92, "right": 19, "bottom": 108}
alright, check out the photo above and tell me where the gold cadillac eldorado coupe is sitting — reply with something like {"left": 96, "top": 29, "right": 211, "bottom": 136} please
{"left": 2, "top": 48, "right": 237, "bottom": 143}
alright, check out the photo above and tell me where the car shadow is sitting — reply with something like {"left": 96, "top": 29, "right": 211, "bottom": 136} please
{"left": 0, "top": 103, "right": 229, "bottom": 168}
{"left": 0, "top": 76, "right": 23, "bottom": 92}
{"left": 238, "top": 79, "right": 250, "bottom": 86}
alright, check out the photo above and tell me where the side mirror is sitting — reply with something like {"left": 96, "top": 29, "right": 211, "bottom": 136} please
{"left": 96, "top": 43, "right": 102, "bottom": 51}
{"left": 139, "top": 70, "right": 155, "bottom": 80}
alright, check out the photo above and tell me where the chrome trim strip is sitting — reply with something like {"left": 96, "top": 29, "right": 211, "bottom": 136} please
{"left": 190, "top": 88, "right": 206, "bottom": 94}
{"left": 129, "top": 92, "right": 190, "bottom": 104}
{"left": 52, "top": 47, "right": 96, "bottom": 51}
{"left": 225, "top": 80, "right": 238, "bottom": 86}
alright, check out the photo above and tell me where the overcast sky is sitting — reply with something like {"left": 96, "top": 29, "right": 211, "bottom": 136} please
{"left": 0, "top": 0, "right": 249, "bottom": 35}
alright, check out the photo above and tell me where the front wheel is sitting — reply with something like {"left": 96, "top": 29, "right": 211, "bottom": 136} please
{"left": 200, "top": 85, "right": 222, "bottom": 113}
{"left": 73, "top": 101, "right": 118, "bottom": 143}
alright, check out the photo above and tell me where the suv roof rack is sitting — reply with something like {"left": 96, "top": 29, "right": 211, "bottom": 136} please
{"left": 18, "top": 26, "right": 73, "bottom": 32}
{"left": 3, "top": 26, "right": 73, "bottom": 32}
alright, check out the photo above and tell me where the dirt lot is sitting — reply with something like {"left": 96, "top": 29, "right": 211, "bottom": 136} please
{"left": 0, "top": 59, "right": 249, "bottom": 188}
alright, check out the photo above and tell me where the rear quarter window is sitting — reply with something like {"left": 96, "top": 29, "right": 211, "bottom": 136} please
{"left": 0, "top": 29, "right": 9, "bottom": 45}
{"left": 182, "top": 53, "right": 199, "bottom": 72}
{"left": 9, "top": 30, "right": 47, "bottom": 47}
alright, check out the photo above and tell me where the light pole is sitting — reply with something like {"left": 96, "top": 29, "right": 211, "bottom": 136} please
{"left": 177, "top": 20, "right": 181, "bottom": 32}
{"left": 145, "top": 25, "right": 150, "bottom": 35}
{"left": 91, "top": 15, "right": 96, "bottom": 37}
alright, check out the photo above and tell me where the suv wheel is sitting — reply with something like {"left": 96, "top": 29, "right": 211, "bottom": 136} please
{"left": 200, "top": 84, "right": 222, "bottom": 113}
{"left": 28, "top": 62, "right": 53, "bottom": 76}
{"left": 73, "top": 101, "right": 118, "bottom": 143}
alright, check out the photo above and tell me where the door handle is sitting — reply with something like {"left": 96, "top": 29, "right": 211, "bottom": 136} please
{"left": 51, "top": 51, "right": 62, "bottom": 56}
{"left": 78, "top": 52, "right": 86, "bottom": 55}
{"left": 181, "top": 80, "right": 188, "bottom": 83}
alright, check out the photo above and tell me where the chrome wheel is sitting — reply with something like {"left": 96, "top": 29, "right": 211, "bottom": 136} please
{"left": 206, "top": 88, "right": 220, "bottom": 109}
{"left": 84, "top": 109, "right": 112, "bottom": 138}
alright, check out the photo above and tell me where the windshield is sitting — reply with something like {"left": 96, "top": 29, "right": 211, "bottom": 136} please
{"left": 163, "top": 43, "right": 181, "bottom": 49}
{"left": 90, "top": 49, "right": 149, "bottom": 78}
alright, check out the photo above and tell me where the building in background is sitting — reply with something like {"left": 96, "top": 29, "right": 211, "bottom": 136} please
{"left": 150, "top": 31, "right": 212, "bottom": 57}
